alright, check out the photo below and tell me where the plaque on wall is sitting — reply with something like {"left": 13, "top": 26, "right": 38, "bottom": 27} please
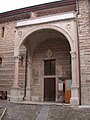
{"left": 46, "top": 49, "right": 52, "bottom": 57}
{"left": 59, "top": 83, "right": 63, "bottom": 91}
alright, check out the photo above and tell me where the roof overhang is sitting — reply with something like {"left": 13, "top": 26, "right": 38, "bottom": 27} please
{"left": 0, "top": 0, "right": 76, "bottom": 18}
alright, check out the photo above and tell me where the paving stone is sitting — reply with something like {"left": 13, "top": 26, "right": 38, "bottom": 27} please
{"left": 35, "top": 105, "right": 50, "bottom": 120}
{"left": 0, "top": 101, "right": 90, "bottom": 120}
{"left": 0, "top": 100, "right": 42, "bottom": 120}
{"left": 48, "top": 105, "right": 90, "bottom": 120}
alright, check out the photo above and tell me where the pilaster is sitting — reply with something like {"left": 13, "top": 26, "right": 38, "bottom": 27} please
{"left": 70, "top": 51, "right": 79, "bottom": 106}
{"left": 10, "top": 56, "right": 23, "bottom": 103}
{"left": 25, "top": 60, "right": 32, "bottom": 101}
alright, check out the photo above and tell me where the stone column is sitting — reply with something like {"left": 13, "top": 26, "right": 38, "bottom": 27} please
{"left": 70, "top": 51, "right": 79, "bottom": 106}
{"left": 10, "top": 56, "right": 23, "bottom": 103}
{"left": 25, "top": 60, "right": 32, "bottom": 101}
{"left": 13, "top": 56, "right": 19, "bottom": 87}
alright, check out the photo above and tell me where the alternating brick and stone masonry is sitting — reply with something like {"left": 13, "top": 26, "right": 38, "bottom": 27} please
{"left": 0, "top": 0, "right": 90, "bottom": 105}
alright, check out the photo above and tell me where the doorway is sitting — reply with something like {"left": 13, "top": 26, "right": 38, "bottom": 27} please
{"left": 44, "top": 78, "right": 56, "bottom": 101}
{"left": 44, "top": 60, "right": 56, "bottom": 101}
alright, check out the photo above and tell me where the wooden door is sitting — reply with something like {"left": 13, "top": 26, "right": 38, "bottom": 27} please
{"left": 44, "top": 78, "right": 56, "bottom": 101}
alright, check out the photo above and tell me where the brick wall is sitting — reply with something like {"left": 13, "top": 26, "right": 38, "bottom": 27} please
{"left": 0, "top": 22, "right": 26, "bottom": 94}
{"left": 78, "top": 0, "right": 90, "bottom": 104}
{"left": 0, "top": 22, "right": 15, "bottom": 94}
{"left": 0, "top": 0, "right": 90, "bottom": 104}
{"left": 0, "top": 2, "right": 75, "bottom": 97}
{"left": 36, "top": 4, "right": 76, "bottom": 17}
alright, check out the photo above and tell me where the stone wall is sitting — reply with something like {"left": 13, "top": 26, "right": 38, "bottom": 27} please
{"left": 78, "top": 0, "right": 90, "bottom": 104}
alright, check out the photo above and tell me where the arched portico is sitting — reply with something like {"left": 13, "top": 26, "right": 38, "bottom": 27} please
{"left": 14, "top": 25, "right": 74, "bottom": 56}
{"left": 10, "top": 23, "right": 79, "bottom": 105}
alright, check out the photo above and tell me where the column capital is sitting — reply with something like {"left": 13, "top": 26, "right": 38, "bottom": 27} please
{"left": 14, "top": 56, "right": 19, "bottom": 63}
{"left": 27, "top": 60, "right": 32, "bottom": 68}
{"left": 71, "top": 84, "right": 79, "bottom": 89}
{"left": 70, "top": 51, "right": 76, "bottom": 59}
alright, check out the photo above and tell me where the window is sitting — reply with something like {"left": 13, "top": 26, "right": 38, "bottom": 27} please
{"left": 44, "top": 60, "right": 55, "bottom": 75}
{"left": 2, "top": 27, "right": 5, "bottom": 37}
{"left": 0, "top": 57, "right": 2, "bottom": 66}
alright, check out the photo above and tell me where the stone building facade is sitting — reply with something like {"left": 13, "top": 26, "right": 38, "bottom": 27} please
{"left": 0, "top": 0, "right": 90, "bottom": 105}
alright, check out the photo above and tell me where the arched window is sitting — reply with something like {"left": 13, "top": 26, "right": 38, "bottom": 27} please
{"left": 0, "top": 57, "right": 2, "bottom": 66}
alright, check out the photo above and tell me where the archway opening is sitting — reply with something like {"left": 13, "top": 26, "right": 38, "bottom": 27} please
{"left": 20, "top": 28, "right": 72, "bottom": 103}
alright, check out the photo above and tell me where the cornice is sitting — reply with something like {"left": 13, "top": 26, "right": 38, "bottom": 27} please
{"left": 0, "top": 0, "right": 76, "bottom": 18}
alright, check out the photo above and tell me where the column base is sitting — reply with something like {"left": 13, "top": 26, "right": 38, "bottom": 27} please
{"left": 70, "top": 85, "right": 79, "bottom": 106}
{"left": 31, "top": 96, "right": 40, "bottom": 101}
{"left": 10, "top": 87, "right": 23, "bottom": 103}
{"left": 24, "top": 88, "right": 31, "bottom": 101}
{"left": 70, "top": 97, "right": 79, "bottom": 106}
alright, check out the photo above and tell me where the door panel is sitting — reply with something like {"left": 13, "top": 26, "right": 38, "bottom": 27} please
{"left": 44, "top": 78, "right": 56, "bottom": 101}
{"left": 44, "top": 79, "right": 49, "bottom": 101}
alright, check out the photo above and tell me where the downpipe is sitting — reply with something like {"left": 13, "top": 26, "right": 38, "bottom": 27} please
{"left": 23, "top": 49, "right": 28, "bottom": 100}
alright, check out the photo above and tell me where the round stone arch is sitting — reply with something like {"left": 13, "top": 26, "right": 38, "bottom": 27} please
{"left": 17, "top": 24, "right": 74, "bottom": 53}
{"left": 13, "top": 24, "right": 79, "bottom": 105}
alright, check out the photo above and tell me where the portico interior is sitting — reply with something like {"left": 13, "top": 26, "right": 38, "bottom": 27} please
{"left": 19, "top": 29, "right": 72, "bottom": 103}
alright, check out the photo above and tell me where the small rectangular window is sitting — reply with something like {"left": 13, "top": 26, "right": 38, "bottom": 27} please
{"left": 0, "top": 57, "right": 2, "bottom": 67}
{"left": 2, "top": 27, "right": 5, "bottom": 37}
{"left": 44, "top": 60, "right": 55, "bottom": 75}
{"left": 51, "top": 60, "right": 55, "bottom": 75}
{"left": 44, "top": 60, "right": 51, "bottom": 75}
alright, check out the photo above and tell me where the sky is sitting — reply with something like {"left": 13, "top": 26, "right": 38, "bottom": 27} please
{"left": 0, "top": 0, "right": 60, "bottom": 13}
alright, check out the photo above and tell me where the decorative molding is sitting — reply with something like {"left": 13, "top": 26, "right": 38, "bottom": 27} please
{"left": 46, "top": 49, "right": 52, "bottom": 57}
{"left": 17, "top": 12, "right": 75, "bottom": 27}
{"left": 70, "top": 51, "right": 76, "bottom": 59}
{"left": 66, "top": 23, "right": 71, "bottom": 31}
{"left": 18, "top": 31, "right": 22, "bottom": 36}
{"left": 14, "top": 56, "right": 19, "bottom": 62}
{"left": 27, "top": 60, "right": 32, "bottom": 68}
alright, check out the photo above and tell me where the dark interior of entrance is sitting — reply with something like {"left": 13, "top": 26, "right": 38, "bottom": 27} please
{"left": 31, "top": 30, "right": 72, "bottom": 103}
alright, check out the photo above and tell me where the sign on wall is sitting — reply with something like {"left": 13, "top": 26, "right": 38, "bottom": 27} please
{"left": 58, "top": 83, "right": 63, "bottom": 91}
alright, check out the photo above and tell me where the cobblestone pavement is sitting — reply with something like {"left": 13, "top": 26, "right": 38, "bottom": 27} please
{"left": 0, "top": 100, "right": 42, "bottom": 120}
{"left": 0, "top": 101, "right": 90, "bottom": 120}
{"left": 48, "top": 105, "right": 90, "bottom": 120}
